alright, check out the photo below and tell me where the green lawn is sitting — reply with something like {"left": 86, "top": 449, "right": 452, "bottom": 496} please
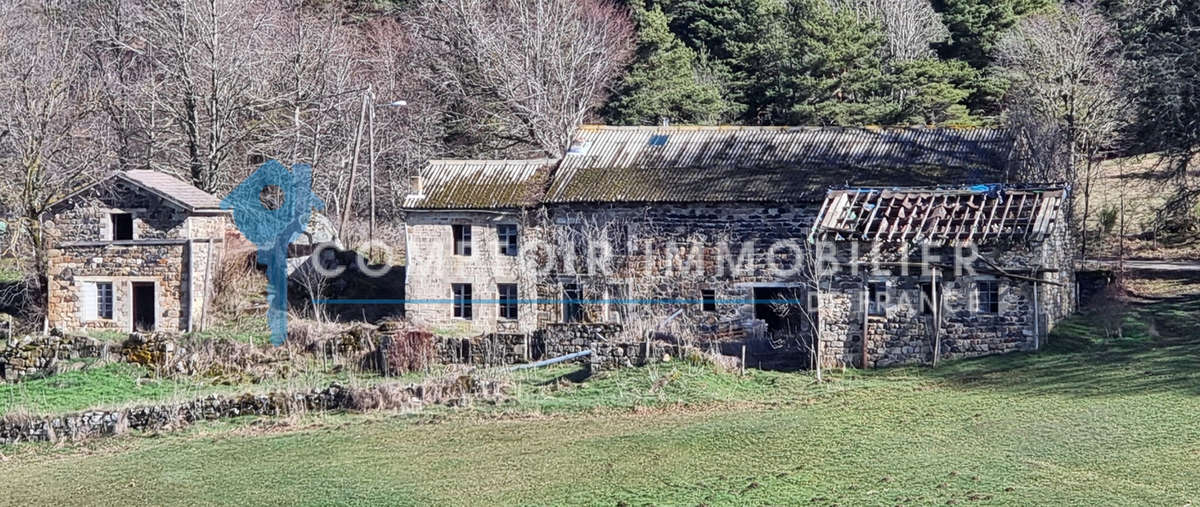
{"left": 1, "top": 298, "right": 1198, "bottom": 506}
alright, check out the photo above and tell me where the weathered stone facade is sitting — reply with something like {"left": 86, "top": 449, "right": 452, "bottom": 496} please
{"left": 406, "top": 200, "right": 1074, "bottom": 370}
{"left": 401, "top": 127, "right": 1074, "bottom": 370}
{"left": 404, "top": 211, "right": 536, "bottom": 336}
{"left": 43, "top": 173, "right": 231, "bottom": 333}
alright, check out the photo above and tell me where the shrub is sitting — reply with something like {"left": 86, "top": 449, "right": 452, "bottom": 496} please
{"left": 384, "top": 329, "right": 435, "bottom": 375}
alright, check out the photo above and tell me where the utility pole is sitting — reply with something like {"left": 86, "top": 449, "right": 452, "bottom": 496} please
{"left": 368, "top": 89, "right": 377, "bottom": 260}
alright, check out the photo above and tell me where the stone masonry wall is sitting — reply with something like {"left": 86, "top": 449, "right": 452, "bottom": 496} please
{"left": 44, "top": 179, "right": 190, "bottom": 243}
{"left": 43, "top": 181, "right": 230, "bottom": 333}
{"left": 0, "top": 379, "right": 509, "bottom": 446}
{"left": 46, "top": 243, "right": 189, "bottom": 332}
{"left": 405, "top": 211, "right": 536, "bottom": 336}
{"left": 407, "top": 200, "right": 1074, "bottom": 370}
{"left": 817, "top": 236, "right": 1074, "bottom": 368}
{"left": 0, "top": 333, "right": 107, "bottom": 381}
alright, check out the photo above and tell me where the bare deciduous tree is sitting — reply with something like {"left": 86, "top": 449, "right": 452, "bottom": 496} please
{"left": 135, "top": 0, "right": 284, "bottom": 192}
{"left": 996, "top": 1, "right": 1126, "bottom": 255}
{"left": 412, "top": 0, "right": 634, "bottom": 157}
{"left": 835, "top": 0, "right": 949, "bottom": 62}
{"left": 0, "top": 0, "right": 112, "bottom": 297}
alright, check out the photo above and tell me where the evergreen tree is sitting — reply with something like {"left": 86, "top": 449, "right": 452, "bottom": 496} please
{"left": 892, "top": 58, "right": 979, "bottom": 126}
{"left": 763, "top": 0, "right": 897, "bottom": 125}
{"left": 933, "top": 0, "right": 1051, "bottom": 114}
{"left": 604, "top": 1, "right": 727, "bottom": 125}
{"left": 933, "top": 0, "right": 1051, "bottom": 68}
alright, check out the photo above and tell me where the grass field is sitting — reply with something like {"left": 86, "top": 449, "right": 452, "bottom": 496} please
{"left": 1, "top": 297, "right": 1198, "bottom": 506}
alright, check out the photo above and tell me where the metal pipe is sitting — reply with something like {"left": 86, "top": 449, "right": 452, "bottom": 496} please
{"left": 509, "top": 349, "right": 592, "bottom": 371}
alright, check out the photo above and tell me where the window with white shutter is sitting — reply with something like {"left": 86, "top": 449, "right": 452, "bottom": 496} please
{"left": 81, "top": 282, "right": 114, "bottom": 321}
{"left": 81, "top": 282, "right": 97, "bottom": 321}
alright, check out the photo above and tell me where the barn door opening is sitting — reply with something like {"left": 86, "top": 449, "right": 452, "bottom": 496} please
{"left": 750, "top": 286, "right": 814, "bottom": 370}
{"left": 132, "top": 282, "right": 155, "bottom": 331}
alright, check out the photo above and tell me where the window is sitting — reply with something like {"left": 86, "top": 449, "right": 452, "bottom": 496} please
{"left": 83, "top": 282, "right": 113, "bottom": 321}
{"left": 701, "top": 289, "right": 716, "bottom": 312}
{"left": 452, "top": 283, "right": 473, "bottom": 319}
{"left": 562, "top": 283, "right": 582, "bottom": 323}
{"left": 919, "top": 282, "right": 936, "bottom": 315}
{"left": 497, "top": 224, "right": 518, "bottom": 256}
{"left": 976, "top": 280, "right": 1000, "bottom": 314}
{"left": 867, "top": 281, "right": 887, "bottom": 316}
{"left": 452, "top": 224, "right": 471, "bottom": 256}
{"left": 111, "top": 213, "right": 133, "bottom": 241}
{"left": 498, "top": 283, "right": 518, "bottom": 320}
{"left": 97, "top": 282, "right": 113, "bottom": 319}
{"left": 605, "top": 284, "right": 628, "bottom": 323}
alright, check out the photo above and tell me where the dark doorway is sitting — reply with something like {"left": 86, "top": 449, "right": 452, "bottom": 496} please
{"left": 750, "top": 286, "right": 814, "bottom": 371}
{"left": 753, "top": 287, "right": 804, "bottom": 331}
{"left": 132, "top": 282, "right": 155, "bottom": 331}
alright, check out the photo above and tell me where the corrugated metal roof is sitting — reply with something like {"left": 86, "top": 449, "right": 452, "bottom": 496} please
{"left": 546, "top": 126, "right": 1014, "bottom": 203}
{"left": 122, "top": 170, "right": 224, "bottom": 211}
{"left": 812, "top": 185, "right": 1065, "bottom": 245}
{"left": 403, "top": 159, "right": 555, "bottom": 209}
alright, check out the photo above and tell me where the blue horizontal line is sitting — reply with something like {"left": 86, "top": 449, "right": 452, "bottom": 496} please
{"left": 314, "top": 299, "right": 808, "bottom": 305}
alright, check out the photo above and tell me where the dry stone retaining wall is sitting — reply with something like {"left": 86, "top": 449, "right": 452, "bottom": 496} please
{"left": 0, "top": 333, "right": 108, "bottom": 381}
{"left": 1, "top": 378, "right": 508, "bottom": 446}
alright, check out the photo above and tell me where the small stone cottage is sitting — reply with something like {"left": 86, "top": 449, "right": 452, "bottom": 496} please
{"left": 43, "top": 170, "right": 231, "bottom": 333}
{"left": 402, "top": 126, "right": 1074, "bottom": 369}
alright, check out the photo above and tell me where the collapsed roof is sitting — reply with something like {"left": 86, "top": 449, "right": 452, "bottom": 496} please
{"left": 811, "top": 185, "right": 1066, "bottom": 245}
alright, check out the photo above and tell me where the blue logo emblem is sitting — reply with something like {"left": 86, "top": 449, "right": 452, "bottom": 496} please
{"left": 221, "top": 160, "right": 325, "bottom": 345}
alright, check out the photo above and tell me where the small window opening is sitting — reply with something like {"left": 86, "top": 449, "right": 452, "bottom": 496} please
{"left": 497, "top": 224, "right": 518, "bottom": 256}
{"left": 976, "top": 280, "right": 1000, "bottom": 314}
{"left": 97, "top": 282, "right": 113, "bottom": 319}
{"left": 111, "top": 213, "right": 133, "bottom": 241}
{"left": 498, "top": 283, "right": 518, "bottom": 320}
{"left": 701, "top": 289, "right": 716, "bottom": 312}
{"left": 867, "top": 281, "right": 887, "bottom": 316}
{"left": 562, "top": 283, "right": 582, "bottom": 323}
{"left": 452, "top": 224, "right": 472, "bottom": 256}
{"left": 452, "top": 283, "right": 473, "bottom": 319}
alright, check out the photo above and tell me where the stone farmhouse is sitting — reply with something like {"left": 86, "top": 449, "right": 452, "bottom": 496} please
{"left": 43, "top": 170, "right": 231, "bottom": 333}
{"left": 403, "top": 125, "right": 1074, "bottom": 369}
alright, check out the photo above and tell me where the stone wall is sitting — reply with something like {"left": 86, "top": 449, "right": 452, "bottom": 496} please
{"left": 817, "top": 238, "right": 1074, "bottom": 368}
{"left": 432, "top": 333, "right": 530, "bottom": 366}
{"left": 404, "top": 211, "right": 535, "bottom": 336}
{"left": 0, "top": 378, "right": 509, "bottom": 446}
{"left": 44, "top": 179, "right": 191, "bottom": 243}
{"left": 538, "top": 204, "right": 820, "bottom": 330}
{"left": 405, "top": 201, "right": 1075, "bottom": 371}
{"left": 46, "top": 243, "right": 189, "bottom": 332}
{"left": 43, "top": 176, "right": 230, "bottom": 334}
{"left": 533, "top": 323, "right": 675, "bottom": 371}
{"left": 0, "top": 333, "right": 108, "bottom": 381}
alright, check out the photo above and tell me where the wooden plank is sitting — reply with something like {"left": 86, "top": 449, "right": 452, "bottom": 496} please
{"left": 912, "top": 193, "right": 941, "bottom": 244}
{"left": 813, "top": 191, "right": 837, "bottom": 237}
{"left": 861, "top": 191, "right": 884, "bottom": 240}
{"left": 978, "top": 192, "right": 1002, "bottom": 242}
{"left": 966, "top": 193, "right": 994, "bottom": 244}
{"left": 997, "top": 191, "right": 1015, "bottom": 236}
{"left": 841, "top": 190, "right": 866, "bottom": 232}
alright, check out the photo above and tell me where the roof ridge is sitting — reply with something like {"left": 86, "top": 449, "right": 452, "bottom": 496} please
{"left": 426, "top": 158, "right": 558, "bottom": 165}
{"left": 577, "top": 124, "right": 1001, "bottom": 132}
